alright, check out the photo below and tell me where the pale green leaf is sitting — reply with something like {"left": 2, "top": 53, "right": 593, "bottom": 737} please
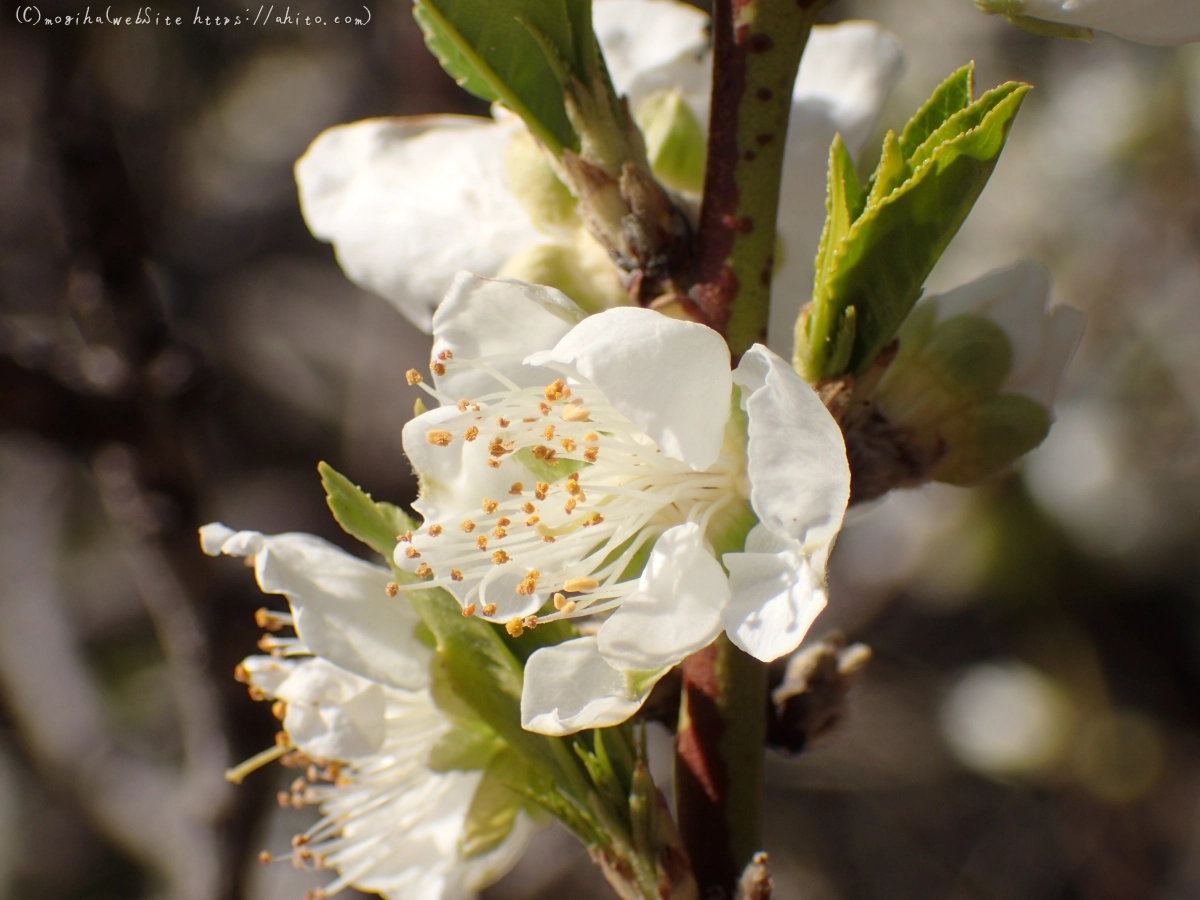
{"left": 317, "top": 461, "right": 415, "bottom": 560}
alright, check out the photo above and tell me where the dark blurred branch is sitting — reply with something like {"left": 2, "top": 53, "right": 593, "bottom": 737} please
{"left": 0, "top": 436, "right": 223, "bottom": 900}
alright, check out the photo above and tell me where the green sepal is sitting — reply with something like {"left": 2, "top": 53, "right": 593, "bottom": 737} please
{"left": 973, "top": 1, "right": 1094, "bottom": 40}
{"left": 427, "top": 726, "right": 507, "bottom": 773}
{"left": 461, "top": 747, "right": 554, "bottom": 859}
{"left": 798, "top": 64, "right": 1031, "bottom": 382}
{"left": 318, "top": 461, "right": 415, "bottom": 560}
{"left": 412, "top": 0, "right": 598, "bottom": 155}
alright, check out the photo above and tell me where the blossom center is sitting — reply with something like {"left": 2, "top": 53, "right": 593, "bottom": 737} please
{"left": 400, "top": 355, "right": 740, "bottom": 623}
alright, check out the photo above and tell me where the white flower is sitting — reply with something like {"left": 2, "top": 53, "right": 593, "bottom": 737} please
{"left": 295, "top": 3, "right": 905, "bottom": 357}
{"left": 873, "top": 261, "right": 1086, "bottom": 485}
{"left": 982, "top": 0, "right": 1200, "bottom": 45}
{"left": 203, "top": 528, "right": 533, "bottom": 899}
{"left": 396, "top": 274, "right": 850, "bottom": 735}
{"left": 239, "top": 655, "right": 533, "bottom": 900}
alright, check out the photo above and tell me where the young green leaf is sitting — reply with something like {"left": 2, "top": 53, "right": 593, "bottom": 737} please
{"left": 318, "top": 461, "right": 415, "bottom": 559}
{"left": 412, "top": 0, "right": 597, "bottom": 155}
{"left": 797, "top": 68, "right": 1031, "bottom": 382}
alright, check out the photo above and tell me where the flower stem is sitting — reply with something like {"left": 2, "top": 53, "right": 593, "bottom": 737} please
{"left": 688, "top": 0, "right": 828, "bottom": 358}
{"left": 675, "top": 635, "right": 769, "bottom": 898}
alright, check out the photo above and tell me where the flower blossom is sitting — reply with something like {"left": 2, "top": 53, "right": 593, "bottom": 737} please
{"left": 295, "top": 2, "right": 905, "bottom": 358}
{"left": 396, "top": 274, "right": 850, "bottom": 735}
{"left": 977, "top": 0, "right": 1200, "bottom": 45}
{"left": 873, "top": 261, "right": 1085, "bottom": 485}
{"left": 201, "top": 525, "right": 533, "bottom": 899}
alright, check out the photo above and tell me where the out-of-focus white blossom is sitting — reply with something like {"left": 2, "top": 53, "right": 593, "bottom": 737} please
{"left": 239, "top": 655, "right": 533, "bottom": 900}
{"left": 396, "top": 274, "right": 850, "bottom": 735}
{"left": 874, "top": 262, "right": 1085, "bottom": 485}
{"left": 295, "top": 3, "right": 905, "bottom": 358}
{"left": 979, "top": 0, "right": 1200, "bottom": 45}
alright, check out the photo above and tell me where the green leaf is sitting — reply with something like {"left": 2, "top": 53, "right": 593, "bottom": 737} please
{"left": 318, "top": 461, "right": 414, "bottom": 559}
{"left": 798, "top": 69, "right": 1031, "bottom": 382}
{"left": 461, "top": 749, "right": 529, "bottom": 858}
{"left": 898, "top": 64, "right": 973, "bottom": 159}
{"left": 412, "top": 0, "right": 597, "bottom": 154}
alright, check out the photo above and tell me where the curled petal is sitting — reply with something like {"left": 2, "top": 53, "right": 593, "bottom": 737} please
{"left": 276, "top": 658, "right": 388, "bottom": 760}
{"left": 528, "top": 307, "right": 732, "bottom": 470}
{"left": 296, "top": 116, "right": 539, "bottom": 331}
{"left": 521, "top": 637, "right": 658, "bottom": 735}
{"left": 722, "top": 525, "right": 829, "bottom": 662}
{"left": 201, "top": 524, "right": 431, "bottom": 690}
{"left": 1015, "top": 0, "right": 1200, "bottom": 45}
{"left": 597, "top": 523, "right": 729, "bottom": 671}
{"left": 733, "top": 345, "right": 850, "bottom": 550}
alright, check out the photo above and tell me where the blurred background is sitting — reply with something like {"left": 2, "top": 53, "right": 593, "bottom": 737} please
{"left": 2, "top": 0, "right": 1200, "bottom": 897}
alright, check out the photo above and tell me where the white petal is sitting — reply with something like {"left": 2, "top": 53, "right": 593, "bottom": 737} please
{"left": 593, "top": 0, "right": 711, "bottom": 99}
{"left": 733, "top": 345, "right": 850, "bottom": 549}
{"left": 722, "top": 524, "right": 828, "bottom": 662}
{"left": 769, "top": 22, "right": 907, "bottom": 359}
{"left": 1017, "top": 0, "right": 1200, "bottom": 45}
{"left": 597, "top": 523, "right": 729, "bottom": 671}
{"left": 240, "top": 654, "right": 296, "bottom": 697}
{"left": 528, "top": 307, "right": 732, "bottom": 470}
{"left": 276, "top": 658, "right": 388, "bottom": 760}
{"left": 521, "top": 637, "right": 655, "bottom": 735}
{"left": 401, "top": 405, "right": 517, "bottom": 527}
{"left": 295, "top": 116, "right": 540, "bottom": 331}
{"left": 431, "top": 273, "right": 586, "bottom": 401}
{"left": 1014, "top": 303, "right": 1086, "bottom": 409}
{"left": 929, "top": 262, "right": 1085, "bottom": 406}
{"left": 202, "top": 524, "right": 431, "bottom": 690}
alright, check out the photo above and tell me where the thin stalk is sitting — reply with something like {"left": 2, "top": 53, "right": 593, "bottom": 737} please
{"left": 688, "top": 0, "right": 828, "bottom": 357}
{"left": 676, "top": 635, "right": 769, "bottom": 898}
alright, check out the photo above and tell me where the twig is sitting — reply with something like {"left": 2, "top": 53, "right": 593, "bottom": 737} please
{"left": 0, "top": 437, "right": 224, "bottom": 900}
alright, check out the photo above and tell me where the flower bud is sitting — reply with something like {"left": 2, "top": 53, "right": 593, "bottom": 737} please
{"left": 634, "top": 88, "right": 706, "bottom": 195}
{"left": 504, "top": 128, "right": 580, "bottom": 236}
{"left": 874, "top": 262, "right": 1084, "bottom": 485}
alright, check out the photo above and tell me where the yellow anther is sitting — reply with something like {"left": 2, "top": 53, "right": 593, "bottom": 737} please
{"left": 553, "top": 592, "right": 567, "bottom": 610}
{"left": 564, "top": 499, "right": 577, "bottom": 514}
{"left": 542, "top": 535, "right": 556, "bottom": 543}
{"left": 505, "top": 619, "right": 524, "bottom": 638}
{"left": 415, "top": 563, "right": 433, "bottom": 577}
{"left": 564, "top": 577, "right": 600, "bottom": 593}
{"left": 543, "top": 425, "right": 556, "bottom": 440}
{"left": 535, "top": 482, "right": 549, "bottom": 500}
{"left": 584, "top": 447, "right": 599, "bottom": 462}
{"left": 437, "top": 349, "right": 454, "bottom": 361}
{"left": 526, "top": 516, "right": 540, "bottom": 526}
{"left": 457, "top": 399, "right": 470, "bottom": 411}
{"left": 584, "top": 432, "right": 599, "bottom": 443}
{"left": 539, "top": 402, "right": 552, "bottom": 415}
{"left": 426, "top": 430, "right": 453, "bottom": 446}
{"left": 431, "top": 361, "right": 446, "bottom": 376}
{"left": 234, "top": 663, "right": 250, "bottom": 683}
{"left": 385, "top": 582, "right": 399, "bottom": 597}
{"left": 521, "top": 502, "right": 536, "bottom": 514}
{"left": 523, "top": 615, "right": 538, "bottom": 629}
{"left": 561, "top": 437, "right": 577, "bottom": 452}
{"left": 563, "top": 403, "right": 590, "bottom": 422}
{"left": 428, "top": 524, "right": 443, "bottom": 537}
{"left": 460, "top": 519, "right": 475, "bottom": 532}
{"left": 492, "top": 526, "right": 508, "bottom": 539}
{"left": 450, "top": 568, "right": 464, "bottom": 581}
{"left": 496, "top": 417, "right": 510, "bottom": 427}
{"left": 492, "top": 549, "right": 510, "bottom": 564}
{"left": 397, "top": 531, "right": 412, "bottom": 542}
{"left": 462, "top": 604, "right": 476, "bottom": 617}
{"left": 464, "top": 426, "right": 479, "bottom": 441}
{"left": 544, "top": 379, "right": 571, "bottom": 401}
{"left": 476, "top": 535, "right": 488, "bottom": 550}
{"left": 509, "top": 482, "right": 523, "bottom": 495}
{"left": 496, "top": 517, "right": 511, "bottom": 527}
{"left": 255, "top": 608, "right": 285, "bottom": 631}
{"left": 482, "top": 603, "right": 497, "bottom": 616}
{"left": 482, "top": 498, "right": 498, "bottom": 514}
{"left": 405, "top": 546, "right": 420, "bottom": 558}
{"left": 272, "top": 700, "right": 287, "bottom": 720}
{"left": 405, "top": 369, "right": 422, "bottom": 385}
{"left": 583, "top": 512, "right": 604, "bottom": 527}
{"left": 487, "top": 458, "right": 501, "bottom": 468}
{"left": 566, "top": 479, "right": 582, "bottom": 496}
